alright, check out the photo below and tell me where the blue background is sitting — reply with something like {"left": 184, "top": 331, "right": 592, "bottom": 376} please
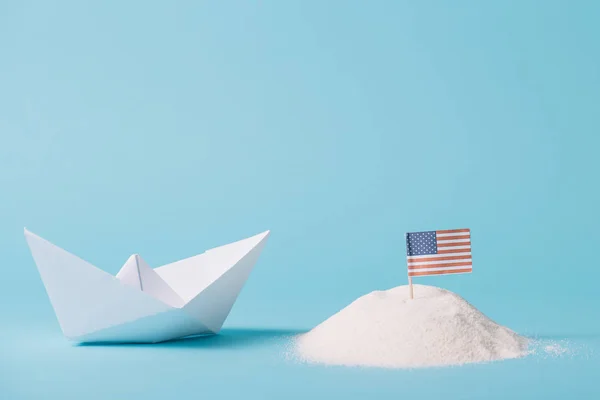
{"left": 1, "top": 1, "right": 599, "bottom": 398}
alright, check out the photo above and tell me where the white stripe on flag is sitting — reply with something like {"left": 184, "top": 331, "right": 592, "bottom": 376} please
{"left": 436, "top": 239, "right": 471, "bottom": 244}
{"left": 408, "top": 265, "right": 472, "bottom": 273}
{"left": 438, "top": 245, "right": 471, "bottom": 250}
{"left": 407, "top": 252, "right": 472, "bottom": 260}
{"left": 408, "top": 258, "right": 472, "bottom": 266}
{"left": 436, "top": 232, "right": 470, "bottom": 238}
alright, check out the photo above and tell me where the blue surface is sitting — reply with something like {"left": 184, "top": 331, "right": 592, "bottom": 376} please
{"left": 1, "top": 1, "right": 599, "bottom": 398}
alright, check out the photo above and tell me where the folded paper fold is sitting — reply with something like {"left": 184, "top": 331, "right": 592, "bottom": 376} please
{"left": 24, "top": 228, "right": 270, "bottom": 343}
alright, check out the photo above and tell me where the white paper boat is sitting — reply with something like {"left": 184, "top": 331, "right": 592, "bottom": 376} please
{"left": 24, "top": 228, "right": 270, "bottom": 343}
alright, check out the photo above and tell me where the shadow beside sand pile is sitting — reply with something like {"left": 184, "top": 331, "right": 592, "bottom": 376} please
{"left": 77, "top": 328, "right": 307, "bottom": 349}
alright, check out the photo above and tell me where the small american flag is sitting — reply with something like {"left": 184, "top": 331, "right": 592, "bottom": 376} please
{"left": 406, "top": 228, "right": 472, "bottom": 277}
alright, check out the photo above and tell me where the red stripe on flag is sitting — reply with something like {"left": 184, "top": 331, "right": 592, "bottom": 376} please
{"left": 408, "top": 262, "right": 472, "bottom": 270}
{"left": 409, "top": 268, "right": 472, "bottom": 277}
{"left": 407, "top": 255, "right": 472, "bottom": 263}
{"left": 437, "top": 235, "right": 470, "bottom": 240}
{"left": 436, "top": 229, "right": 470, "bottom": 234}
{"left": 437, "top": 248, "right": 471, "bottom": 254}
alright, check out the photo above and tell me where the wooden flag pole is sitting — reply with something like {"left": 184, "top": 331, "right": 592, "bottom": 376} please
{"left": 406, "top": 232, "right": 414, "bottom": 300}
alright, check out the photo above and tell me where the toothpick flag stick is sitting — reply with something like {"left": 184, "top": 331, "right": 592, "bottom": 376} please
{"left": 405, "top": 228, "right": 472, "bottom": 300}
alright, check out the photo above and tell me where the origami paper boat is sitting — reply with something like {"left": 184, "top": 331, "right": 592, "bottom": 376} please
{"left": 24, "top": 229, "right": 270, "bottom": 343}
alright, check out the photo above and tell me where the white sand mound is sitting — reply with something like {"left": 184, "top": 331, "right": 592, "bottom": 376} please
{"left": 294, "top": 285, "right": 529, "bottom": 368}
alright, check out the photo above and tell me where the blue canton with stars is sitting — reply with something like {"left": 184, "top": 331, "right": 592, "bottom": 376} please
{"left": 406, "top": 231, "right": 437, "bottom": 256}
